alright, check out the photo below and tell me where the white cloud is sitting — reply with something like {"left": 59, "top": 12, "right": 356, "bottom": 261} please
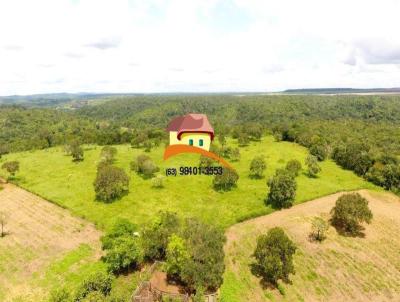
{"left": 0, "top": 0, "right": 399, "bottom": 95}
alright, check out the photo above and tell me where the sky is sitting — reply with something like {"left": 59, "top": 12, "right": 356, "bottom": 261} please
{"left": 0, "top": 0, "right": 400, "bottom": 95}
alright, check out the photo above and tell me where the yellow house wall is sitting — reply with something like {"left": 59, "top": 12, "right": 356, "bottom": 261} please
{"left": 169, "top": 131, "right": 212, "bottom": 151}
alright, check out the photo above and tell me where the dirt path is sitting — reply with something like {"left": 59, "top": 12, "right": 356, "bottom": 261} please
{"left": 0, "top": 182, "right": 102, "bottom": 301}
{"left": 224, "top": 190, "right": 400, "bottom": 302}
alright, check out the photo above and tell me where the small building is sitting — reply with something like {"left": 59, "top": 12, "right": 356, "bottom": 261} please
{"left": 166, "top": 113, "right": 214, "bottom": 151}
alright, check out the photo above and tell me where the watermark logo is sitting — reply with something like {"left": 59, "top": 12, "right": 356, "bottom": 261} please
{"left": 163, "top": 113, "right": 233, "bottom": 170}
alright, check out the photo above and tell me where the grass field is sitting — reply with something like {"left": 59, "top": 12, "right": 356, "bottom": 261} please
{"left": 220, "top": 190, "right": 400, "bottom": 302}
{"left": 0, "top": 136, "right": 377, "bottom": 232}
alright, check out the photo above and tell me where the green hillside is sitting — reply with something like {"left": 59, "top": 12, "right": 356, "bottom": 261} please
{"left": 0, "top": 136, "right": 378, "bottom": 231}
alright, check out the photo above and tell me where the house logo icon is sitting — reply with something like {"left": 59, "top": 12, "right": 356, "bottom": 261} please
{"left": 163, "top": 113, "right": 234, "bottom": 170}
{"left": 166, "top": 113, "right": 214, "bottom": 151}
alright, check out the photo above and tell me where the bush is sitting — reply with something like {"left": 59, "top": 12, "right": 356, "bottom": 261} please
{"left": 309, "top": 142, "right": 328, "bottom": 161}
{"left": 166, "top": 234, "right": 189, "bottom": 279}
{"left": 101, "top": 219, "right": 142, "bottom": 274}
{"left": 305, "top": 155, "right": 321, "bottom": 177}
{"left": 69, "top": 141, "right": 84, "bottom": 162}
{"left": 1, "top": 161, "right": 19, "bottom": 177}
{"left": 310, "top": 217, "right": 329, "bottom": 242}
{"left": 231, "top": 148, "right": 241, "bottom": 162}
{"left": 141, "top": 211, "right": 180, "bottom": 260}
{"left": 94, "top": 165, "right": 129, "bottom": 202}
{"left": 267, "top": 169, "right": 296, "bottom": 209}
{"left": 199, "top": 155, "right": 215, "bottom": 168}
{"left": 252, "top": 227, "right": 296, "bottom": 285}
{"left": 213, "top": 168, "right": 239, "bottom": 191}
{"left": 100, "top": 146, "right": 117, "bottom": 164}
{"left": 330, "top": 193, "right": 373, "bottom": 236}
{"left": 238, "top": 133, "right": 249, "bottom": 146}
{"left": 101, "top": 235, "right": 143, "bottom": 273}
{"left": 285, "top": 159, "right": 302, "bottom": 176}
{"left": 131, "top": 154, "right": 159, "bottom": 178}
{"left": 75, "top": 271, "right": 113, "bottom": 301}
{"left": 249, "top": 156, "right": 266, "bottom": 178}
{"left": 152, "top": 175, "right": 164, "bottom": 188}
{"left": 80, "top": 291, "right": 106, "bottom": 302}
{"left": 49, "top": 288, "right": 71, "bottom": 302}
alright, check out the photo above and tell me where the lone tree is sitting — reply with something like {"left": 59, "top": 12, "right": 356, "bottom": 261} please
{"left": 310, "top": 217, "right": 329, "bottom": 242}
{"left": 253, "top": 227, "right": 296, "bottom": 285}
{"left": 100, "top": 146, "right": 117, "bottom": 164}
{"left": 305, "top": 155, "right": 321, "bottom": 177}
{"left": 267, "top": 169, "right": 296, "bottom": 209}
{"left": 70, "top": 141, "right": 84, "bottom": 162}
{"left": 94, "top": 164, "right": 129, "bottom": 202}
{"left": 330, "top": 193, "right": 373, "bottom": 236}
{"left": 1, "top": 161, "right": 19, "bottom": 178}
{"left": 131, "top": 154, "right": 159, "bottom": 178}
{"left": 0, "top": 211, "right": 8, "bottom": 237}
{"left": 213, "top": 168, "right": 239, "bottom": 191}
{"left": 249, "top": 156, "right": 266, "bottom": 178}
{"left": 285, "top": 159, "right": 302, "bottom": 176}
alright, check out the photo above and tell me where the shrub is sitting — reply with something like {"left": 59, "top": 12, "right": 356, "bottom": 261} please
{"left": 94, "top": 165, "right": 129, "bottom": 202}
{"left": 252, "top": 227, "right": 296, "bottom": 285}
{"left": 101, "top": 235, "right": 143, "bottom": 273}
{"left": 199, "top": 155, "right": 215, "bottom": 168}
{"left": 1, "top": 161, "right": 19, "bottom": 177}
{"left": 80, "top": 291, "right": 106, "bottom": 302}
{"left": 141, "top": 211, "right": 180, "bottom": 260}
{"left": 48, "top": 288, "right": 71, "bottom": 302}
{"left": 249, "top": 156, "right": 266, "bottom": 178}
{"left": 152, "top": 175, "right": 164, "bottom": 188}
{"left": 75, "top": 271, "right": 113, "bottom": 301}
{"left": 309, "top": 142, "right": 328, "bottom": 161}
{"left": 310, "top": 217, "right": 329, "bottom": 242}
{"left": 166, "top": 234, "right": 189, "bottom": 279}
{"left": 69, "top": 141, "right": 84, "bottom": 162}
{"left": 305, "top": 155, "right": 321, "bottom": 177}
{"left": 238, "top": 134, "right": 249, "bottom": 146}
{"left": 330, "top": 193, "right": 373, "bottom": 236}
{"left": 131, "top": 154, "right": 159, "bottom": 178}
{"left": 100, "top": 146, "right": 117, "bottom": 164}
{"left": 285, "top": 159, "right": 302, "bottom": 176}
{"left": 267, "top": 169, "right": 296, "bottom": 209}
{"left": 231, "top": 148, "right": 241, "bottom": 162}
{"left": 213, "top": 168, "right": 239, "bottom": 191}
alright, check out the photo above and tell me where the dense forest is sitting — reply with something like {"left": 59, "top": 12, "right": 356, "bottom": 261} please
{"left": 1, "top": 94, "right": 400, "bottom": 192}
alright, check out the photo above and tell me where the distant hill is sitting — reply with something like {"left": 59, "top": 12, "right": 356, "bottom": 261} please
{"left": 0, "top": 93, "right": 144, "bottom": 107}
{"left": 283, "top": 88, "right": 400, "bottom": 94}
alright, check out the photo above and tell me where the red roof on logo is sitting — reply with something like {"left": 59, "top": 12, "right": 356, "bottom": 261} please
{"left": 167, "top": 114, "right": 214, "bottom": 140}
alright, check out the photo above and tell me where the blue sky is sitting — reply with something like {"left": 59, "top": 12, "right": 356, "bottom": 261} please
{"left": 0, "top": 0, "right": 399, "bottom": 95}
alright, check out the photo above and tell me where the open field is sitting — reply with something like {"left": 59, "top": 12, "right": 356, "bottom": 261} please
{"left": 220, "top": 190, "right": 400, "bottom": 302}
{"left": 0, "top": 181, "right": 103, "bottom": 301}
{"left": 0, "top": 136, "right": 378, "bottom": 231}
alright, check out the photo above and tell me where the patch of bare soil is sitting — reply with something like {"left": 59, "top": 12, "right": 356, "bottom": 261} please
{"left": 150, "top": 271, "right": 186, "bottom": 294}
{"left": 0, "top": 182, "right": 102, "bottom": 301}
{"left": 225, "top": 190, "right": 400, "bottom": 302}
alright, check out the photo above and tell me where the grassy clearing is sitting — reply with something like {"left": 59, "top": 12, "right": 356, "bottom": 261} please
{"left": 0, "top": 136, "right": 377, "bottom": 231}
{"left": 221, "top": 190, "right": 400, "bottom": 302}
